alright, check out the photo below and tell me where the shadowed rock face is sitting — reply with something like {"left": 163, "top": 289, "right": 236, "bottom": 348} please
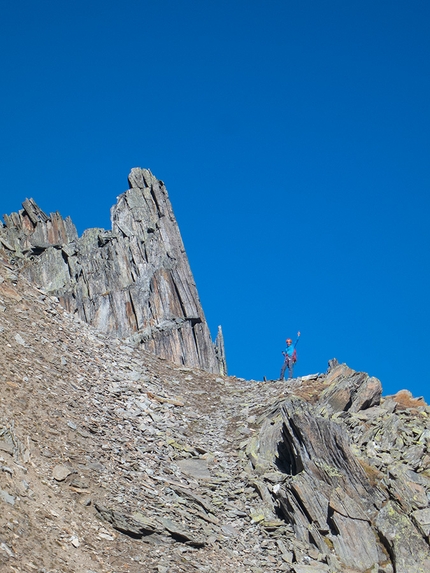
{"left": 0, "top": 168, "right": 226, "bottom": 374}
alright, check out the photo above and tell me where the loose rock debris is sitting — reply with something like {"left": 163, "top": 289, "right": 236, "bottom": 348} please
{"left": 0, "top": 261, "right": 429, "bottom": 572}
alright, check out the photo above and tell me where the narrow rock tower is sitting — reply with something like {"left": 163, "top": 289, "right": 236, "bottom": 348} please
{"left": 0, "top": 168, "right": 226, "bottom": 374}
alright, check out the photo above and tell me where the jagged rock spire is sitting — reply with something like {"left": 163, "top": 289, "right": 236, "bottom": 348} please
{"left": 0, "top": 168, "right": 226, "bottom": 374}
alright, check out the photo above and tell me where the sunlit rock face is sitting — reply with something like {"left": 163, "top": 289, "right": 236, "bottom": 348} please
{"left": 1, "top": 245, "right": 430, "bottom": 572}
{"left": 244, "top": 361, "right": 430, "bottom": 573}
{"left": 0, "top": 168, "right": 226, "bottom": 374}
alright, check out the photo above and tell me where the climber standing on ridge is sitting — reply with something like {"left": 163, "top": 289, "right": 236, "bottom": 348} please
{"left": 279, "top": 331, "right": 300, "bottom": 380}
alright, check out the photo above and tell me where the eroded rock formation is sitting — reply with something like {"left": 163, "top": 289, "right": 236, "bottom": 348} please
{"left": 0, "top": 260, "right": 429, "bottom": 572}
{"left": 0, "top": 168, "right": 226, "bottom": 374}
{"left": 244, "top": 361, "right": 430, "bottom": 572}
{"left": 1, "top": 171, "right": 430, "bottom": 572}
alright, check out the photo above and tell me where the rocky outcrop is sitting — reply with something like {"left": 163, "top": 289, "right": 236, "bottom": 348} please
{"left": 1, "top": 174, "right": 430, "bottom": 572}
{"left": 243, "top": 363, "right": 430, "bottom": 572}
{"left": 1, "top": 258, "right": 429, "bottom": 572}
{"left": 0, "top": 168, "right": 225, "bottom": 373}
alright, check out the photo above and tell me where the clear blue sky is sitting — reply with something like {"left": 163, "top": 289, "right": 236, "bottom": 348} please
{"left": 1, "top": 1, "right": 429, "bottom": 401}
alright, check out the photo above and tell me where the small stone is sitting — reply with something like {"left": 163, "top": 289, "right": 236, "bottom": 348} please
{"left": 98, "top": 532, "right": 115, "bottom": 540}
{"left": 15, "top": 333, "right": 26, "bottom": 346}
{"left": 177, "top": 458, "right": 211, "bottom": 480}
{"left": 250, "top": 512, "right": 265, "bottom": 523}
{"left": 292, "top": 566, "right": 330, "bottom": 573}
{"left": 0, "top": 489, "right": 15, "bottom": 505}
{"left": 281, "top": 551, "right": 294, "bottom": 564}
{"left": 52, "top": 464, "right": 75, "bottom": 481}
{"left": 0, "top": 441, "right": 14, "bottom": 455}
{"left": 0, "top": 465, "right": 13, "bottom": 476}
{"left": 411, "top": 507, "right": 430, "bottom": 537}
{"left": 0, "top": 541, "right": 15, "bottom": 558}
{"left": 221, "top": 524, "right": 239, "bottom": 536}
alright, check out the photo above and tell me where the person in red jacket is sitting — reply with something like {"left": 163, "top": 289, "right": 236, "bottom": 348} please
{"left": 279, "top": 331, "right": 300, "bottom": 380}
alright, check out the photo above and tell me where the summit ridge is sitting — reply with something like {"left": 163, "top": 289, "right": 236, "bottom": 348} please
{"left": 0, "top": 168, "right": 226, "bottom": 374}
{"left": 0, "top": 170, "right": 429, "bottom": 572}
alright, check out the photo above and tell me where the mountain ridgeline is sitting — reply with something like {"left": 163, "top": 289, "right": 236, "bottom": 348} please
{"left": 0, "top": 169, "right": 429, "bottom": 573}
{"left": 0, "top": 168, "right": 226, "bottom": 375}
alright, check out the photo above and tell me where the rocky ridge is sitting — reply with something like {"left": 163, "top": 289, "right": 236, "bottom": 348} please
{"left": 0, "top": 169, "right": 226, "bottom": 374}
{"left": 1, "top": 256, "right": 429, "bottom": 572}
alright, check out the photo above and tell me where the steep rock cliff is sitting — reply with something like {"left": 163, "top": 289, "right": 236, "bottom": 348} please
{"left": 0, "top": 168, "right": 226, "bottom": 374}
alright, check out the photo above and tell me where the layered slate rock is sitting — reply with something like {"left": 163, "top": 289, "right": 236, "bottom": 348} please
{"left": 243, "top": 363, "right": 430, "bottom": 572}
{"left": 0, "top": 168, "right": 225, "bottom": 373}
{"left": 1, "top": 260, "right": 430, "bottom": 572}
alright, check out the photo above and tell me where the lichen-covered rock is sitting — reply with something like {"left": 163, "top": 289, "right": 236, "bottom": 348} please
{"left": 317, "top": 363, "right": 382, "bottom": 416}
{"left": 242, "top": 363, "right": 430, "bottom": 572}
{"left": 0, "top": 168, "right": 226, "bottom": 373}
{"left": 376, "top": 501, "right": 430, "bottom": 573}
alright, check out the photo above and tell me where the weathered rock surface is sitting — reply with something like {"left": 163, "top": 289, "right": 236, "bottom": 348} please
{"left": 244, "top": 366, "right": 430, "bottom": 572}
{"left": 0, "top": 168, "right": 225, "bottom": 374}
{"left": 0, "top": 249, "right": 429, "bottom": 571}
